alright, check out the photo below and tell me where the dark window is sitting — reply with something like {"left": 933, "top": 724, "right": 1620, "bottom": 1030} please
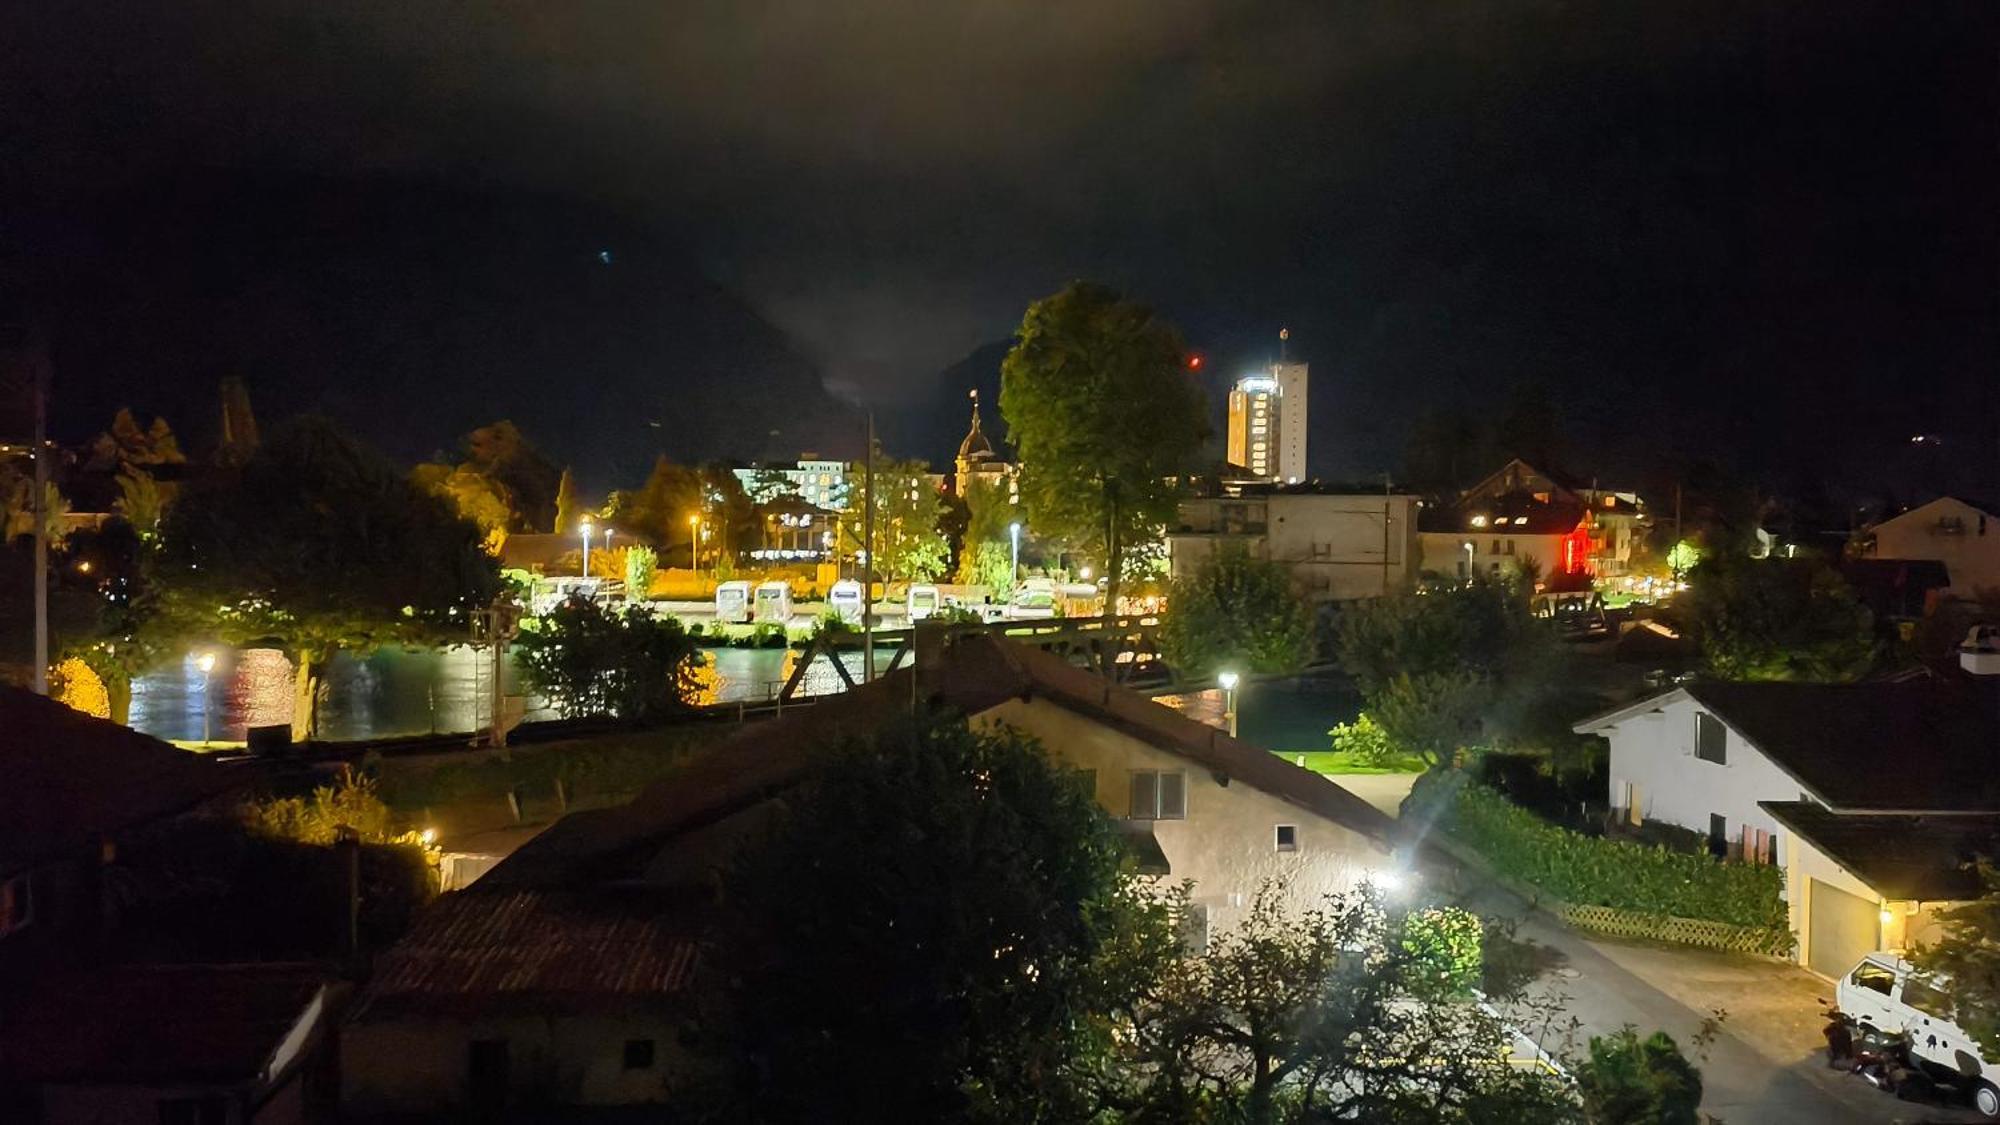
{"left": 623, "top": 1038, "right": 656, "bottom": 1070}
{"left": 0, "top": 873, "right": 31, "bottom": 938}
{"left": 1275, "top": 825, "right": 1298, "bottom": 852}
{"left": 1708, "top": 814, "right": 1727, "bottom": 857}
{"left": 1903, "top": 976, "right": 1953, "bottom": 1019}
{"left": 1850, "top": 962, "right": 1895, "bottom": 996}
{"left": 158, "top": 1097, "right": 227, "bottom": 1125}
{"left": 1696, "top": 713, "right": 1727, "bottom": 764}
{"left": 1128, "top": 770, "right": 1187, "bottom": 820}
{"left": 469, "top": 1039, "right": 510, "bottom": 1108}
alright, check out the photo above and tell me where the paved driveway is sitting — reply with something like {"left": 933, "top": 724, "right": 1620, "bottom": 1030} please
{"left": 1465, "top": 883, "right": 1987, "bottom": 1124}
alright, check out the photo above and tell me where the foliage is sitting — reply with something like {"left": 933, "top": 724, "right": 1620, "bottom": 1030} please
{"left": 1686, "top": 554, "right": 1875, "bottom": 682}
{"left": 811, "top": 607, "right": 856, "bottom": 641}
{"left": 246, "top": 767, "right": 412, "bottom": 848}
{"left": 1402, "top": 906, "right": 1485, "bottom": 999}
{"left": 1415, "top": 776, "right": 1790, "bottom": 933}
{"left": 959, "top": 540, "right": 1014, "bottom": 593}
{"left": 1335, "top": 577, "right": 1555, "bottom": 761}
{"left": 1000, "top": 281, "right": 1207, "bottom": 615}
{"left": 689, "top": 716, "right": 1178, "bottom": 1123}
{"left": 513, "top": 597, "right": 701, "bottom": 720}
{"left": 1910, "top": 861, "right": 2000, "bottom": 1059}
{"left": 156, "top": 417, "right": 501, "bottom": 739}
{"left": 114, "top": 468, "right": 175, "bottom": 540}
{"left": 1574, "top": 1028, "right": 1703, "bottom": 1125}
{"left": 1121, "top": 884, "right": 1581, "bottom": 1123}
{"left": 623, "top": 544, "right": 657, "bottom": 599}
{"left": 1665, "top": 539, "right": 1700, "bottom": 578}
{"left": 606, "top": 454, "right": 756, "bottom": 566}
{"left": 50, "top": 656, "right": 111, "bottom": 718}
{"left": 410, "top": 461, "right": 512, "bottom": 553}
{"left": 1159, "top": 544, "right": 1315, "bottom": 677}
{"left": 553, "top": 466, "right": 581, "bottom": 535}
{"left": 1328, "top": 713, "right": 1416, "bottom": 769}
{"left": 461, "top": 420, "right": 564, "bottom": 532}
{"left": 836, "top": 449, "right": 950, "bottom": 582}
{"left": 50, "top": 518, "right": 177, "bottom": 725}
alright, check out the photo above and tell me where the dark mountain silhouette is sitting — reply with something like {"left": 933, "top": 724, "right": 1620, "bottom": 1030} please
{"left": 881, "top": 339, "right": 1013, "bottom": 469}
{"left": 16, "top": 172, "right": 852, "bottom": 488}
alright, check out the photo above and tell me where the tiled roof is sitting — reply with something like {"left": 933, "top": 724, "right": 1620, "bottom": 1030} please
{"left": 1760, "top": 802, "right": 2000, "bottom": 901}
{"left": 352, "top": 887, "right": 703, "bottom": 1020}
{"left": 0, "top": 963, "right": 326, "bottom": 1085}
{"left": 0, "top": 687, "right": 245, "bottom": 870}
{"left": 488, "top": 634, "right": 1411, "bottom": 889}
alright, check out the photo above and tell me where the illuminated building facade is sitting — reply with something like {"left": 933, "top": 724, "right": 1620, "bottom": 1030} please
{"left": 1225, "top": 362, "right": 1308, "bottom": 483}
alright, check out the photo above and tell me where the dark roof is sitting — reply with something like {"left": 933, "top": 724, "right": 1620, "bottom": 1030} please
{"left": 497, "top": 532, "right": 573, "bottom": 569}
{"left": 0, "top": 963, "right": 327, "bottom": 1085}
{"left": 1418, "top": 494, "right": 1587, "bottom": 536}
{"left": 1759, "top": 802, "right": 2000, "bottom": 901}
{"left": 352, "top": 887, "right": 702, "bottom": 1021}
{"left": 1686, "top": 679, "right": 2000, "bottom": 811}
{"left": 490, "top": 634, "right": 1409, "bottom": 887}
{"left": 0, "top": 688, "right": 246, "bottom": 870}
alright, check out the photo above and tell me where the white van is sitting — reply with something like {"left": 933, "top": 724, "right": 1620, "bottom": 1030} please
{"left": 827, "top": 579, "right": 864, "bottom": 624}
{"left": 714, "top": 580, "right": 753, "bottom": 624}
{"left": 754, "top": 580, "right": 793, "bottom": 624}
{"left": 1010, "top": 577, "right": 1057, "bottom": 619}
{"left": 1837, "top": 951, "right": 1999, "bottom": 1115}
{"left": 906, "top": 583, "right": 940, "bottom": 621}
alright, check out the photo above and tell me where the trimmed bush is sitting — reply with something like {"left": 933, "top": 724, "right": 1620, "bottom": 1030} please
{"left": 1420, "top": 775, "right": 1787, "bottom": 932}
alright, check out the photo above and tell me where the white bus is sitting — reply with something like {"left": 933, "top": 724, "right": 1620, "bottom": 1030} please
{"left": 714, "top": 580, "right": 753, "bottom": 624}
{"left": 754, "top": 580, "right": 794, "bottom": 624}
{"left": 828, "top": 579, "right": 865, "bottom": 623}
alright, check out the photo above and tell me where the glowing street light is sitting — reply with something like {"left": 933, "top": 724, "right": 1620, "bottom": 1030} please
{"left": 580, "top": 518, "right": 595, "bottom": 577}
{"left": 1218, "top": 670, "right": 1240, "bottom": 738}
{"left": 688, "top": 514, "right": 702, "bottom": 571}
{"left": 195, "top": 651, "right": 218, "bottom": 746}
{"left": 1009, "top": 521, "right": 1022, "bottom": 588}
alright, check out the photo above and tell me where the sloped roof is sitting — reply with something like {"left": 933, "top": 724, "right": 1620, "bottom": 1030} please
{"left": 0, "top": 687, "right": 246, "bottom": 870}
{"left": 1760, "top": 802, "right": 2000, "bottom": 901}
{"left": 488, "top": 634, "right": 1408, "bottom": 888}
{"left": 1577, "top": 678, "right": 2000, "bottom": 812}
{"left": 352, "top": 887, "right": 702, "bottom": 1021}
{"left": 1418, "top": 494, "right": 1587, "bottom": 536}
{"left": 0, "top": 963, "right": 326, "bottom": 1085}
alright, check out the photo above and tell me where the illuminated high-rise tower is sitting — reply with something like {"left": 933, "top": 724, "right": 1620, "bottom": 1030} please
{"left": 1226, "top": 330, "right": 1308, "bottom": 482}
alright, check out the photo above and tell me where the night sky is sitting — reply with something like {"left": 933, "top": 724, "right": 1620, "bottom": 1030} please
{"left": 3, "top": 2, "right": 1995, "bottom": 498}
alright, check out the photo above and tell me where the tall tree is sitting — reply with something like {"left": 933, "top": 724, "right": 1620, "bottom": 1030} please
{"left": 410, "top": 462, "right": 512, "bottom": 554}
{"left": 690, "top": 716, "right": 1177, "bottom": 1122}
{"left": 1158, "top": 545, "right": 1316, "bottom": 678}
{"left": 954, "top": 475, "right": 1015, "bottom": 588}
{"left": 461, "top": 420, "right": 563, "bottom": 532}
{"left": 1686, "top": 554, "right": 1875, "bottom": 681}
{"left": 157, "top": 417, "right": 501, "bottom": 739}
{"left": 553, "top": 466, "right": 581, "bottom": 536}
{"left": 835, "top": 448, "right": 949, "bottom": 582}
{"left": 1000, "top": 282, "right": 1207, "bottom": 616}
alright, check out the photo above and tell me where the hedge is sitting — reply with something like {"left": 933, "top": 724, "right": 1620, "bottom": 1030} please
{"left": 1423, "top": 775, "right": 1788, "bottom": 932}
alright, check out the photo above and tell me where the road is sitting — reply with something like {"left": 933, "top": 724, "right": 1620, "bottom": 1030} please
{"left": 1463, "top": 881, "right": 1985, "bottom": 1124}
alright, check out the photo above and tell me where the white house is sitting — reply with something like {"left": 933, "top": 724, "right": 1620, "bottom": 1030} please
{"left": 1577, "top": 664, "right": 2000, "bottom": 978}
{"left": 345, "top": 634, "right": 1423, "bottom": 1117}
{"left": 1169, "top": 486, "right": 1424, "bottom": 602}
{"left": 1861, "top": 496, "right": 2000, "bottom": 599}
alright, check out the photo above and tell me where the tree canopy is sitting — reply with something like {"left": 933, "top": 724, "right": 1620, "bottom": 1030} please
{"left": 513, "top": 596, "right": 700, "bottom": 720}
{"left": 1911, "top": 862, "right": 2000, "bottom": 1059}
{"left": 1686, "top": 553, "right": 1875, "bottom": 681}
{"left": 1158, "top": 545, "right": 1315, "bottom": 677}
{"left": 835, "top": 449, "right": 950, "bottom": 583}
{"left": 158, "top": 417, "right": 501, "bottom": 738}
{"left": 691, "top": 716, "right": 1174, "bottom": 1122}
{"left": 1000, "top": 282, "right": 1207, "bottom": 614}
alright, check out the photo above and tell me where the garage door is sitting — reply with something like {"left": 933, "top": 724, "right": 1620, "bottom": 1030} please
{"left": 1808, "top": 879, "right": 1879, "bottom": 979}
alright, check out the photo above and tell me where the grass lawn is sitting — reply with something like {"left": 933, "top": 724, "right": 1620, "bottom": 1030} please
{"left": 1277, "top": 749, "right": 1427, "bottom": 776}
{"left": 375, "top": 725, "right": 723, "bottom": 813}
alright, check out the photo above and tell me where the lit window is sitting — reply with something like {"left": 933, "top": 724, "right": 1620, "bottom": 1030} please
{"left": 1470, "top": 515, "right": 1487, "bottom": 527}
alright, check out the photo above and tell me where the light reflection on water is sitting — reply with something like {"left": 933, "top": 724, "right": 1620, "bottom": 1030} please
{"left": 128, "top": 646, "right": 888, "bottom": 743}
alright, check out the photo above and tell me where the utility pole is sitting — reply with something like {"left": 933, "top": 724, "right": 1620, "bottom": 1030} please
{"left": 30, "top": 347, "right": 49, "bottom": 695}
{"left": 862, "top": 410, "right": 876, "bottom": 683}
{"left": 1382, "top": 472, "right": 1393, "bottom": 597}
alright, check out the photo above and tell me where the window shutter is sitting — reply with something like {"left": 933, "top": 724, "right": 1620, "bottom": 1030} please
{"left": 1159, "top": 772, "right": 1187, "bottom": 819}
{"left": 1129, "top": 771, "right": 1158, "bottom": 819}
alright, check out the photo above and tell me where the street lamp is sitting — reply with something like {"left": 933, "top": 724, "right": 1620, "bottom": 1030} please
{"left": 1009, "top": 521, "right": 1022, "bottom": 588}
{"left": 1217, "top": 670, "right": 1240, "bottom": 738}
{"left": 580, "top": 519, "right": 595, "bottom": 577}
{"left": 195, "top": 651, "right": 217, "bottom": 746}
{"left": 688, "top": 514, "right": 701, "bottom": 571}
{"left": 1461, "top": 540, "right": 1475, "bottom": 580}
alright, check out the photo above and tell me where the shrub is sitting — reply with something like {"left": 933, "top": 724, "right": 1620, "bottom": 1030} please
{"left": 1330, "top": 712, "right": 1415, "bottom": 769}
{"left": 1576, "top": 1028, "right": 1703, "bottom": 1125}
{"left": 248, "top": 766, "right": 402, "bottom": 846}
{"left": 1415, "top": 775, "right": 1788, "bottom": 933}
{"left": 515, "top": 596, "right": 702, "bottom": 719}
{"left": 1401, "top": 906, "right": 1483, "bottom": 999}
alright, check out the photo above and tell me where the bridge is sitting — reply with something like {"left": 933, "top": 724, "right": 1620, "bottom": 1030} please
{"left": 777, "top": 613, "right": 1182, "bottom": 701}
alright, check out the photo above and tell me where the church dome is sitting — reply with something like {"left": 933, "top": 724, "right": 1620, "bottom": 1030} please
{"left": 956, "top": 390, "right": 995, "bottom": 463}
